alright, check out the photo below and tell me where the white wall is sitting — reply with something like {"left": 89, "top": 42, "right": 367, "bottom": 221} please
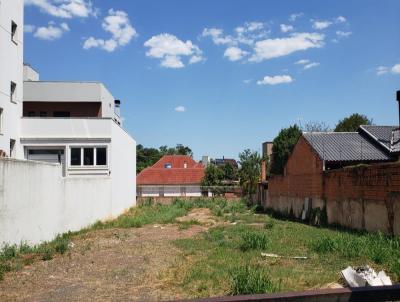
{"left": 0, "top": 0, "right": 24, "bottom": 158}
{"left": 110, "top": 122, "right": 136, "bottom": 215}
{"left": 0, "top": 158, "right": 135, "bottom": 246}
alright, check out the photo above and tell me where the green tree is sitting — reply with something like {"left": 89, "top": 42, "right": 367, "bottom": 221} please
{"left": 270, "top": 125, "right": 302, "bottom": 175}
{"left": 334, "top": 113, "right": 372, "bottom": 132}
{"left": 238, "top": 149, "right": 262, "bottom": 197}
{"left": 201, "top": 164, "right": 225, "bottom": 195}
{"left": 221, "top": 163, "right": 239, "bottom": 181}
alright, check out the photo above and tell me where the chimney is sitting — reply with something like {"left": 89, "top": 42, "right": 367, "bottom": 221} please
{"left": 202, "top": 156, "right": 210, "bottom": 167}
{"left": 397, "top": 90, "right": 400, "bottom": 127}
{"left": 114, "top": 100, "right": 121, "bottom": 117}
{"left": 261, "top": 160, "right": 266, "bottom": 182}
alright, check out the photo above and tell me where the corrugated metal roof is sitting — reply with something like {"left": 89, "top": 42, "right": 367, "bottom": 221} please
{"left": 359, "top": 125, "right": 397, "bottom": 150}
{"left": 303, "top": 132, "right": 392, "bottom": 162}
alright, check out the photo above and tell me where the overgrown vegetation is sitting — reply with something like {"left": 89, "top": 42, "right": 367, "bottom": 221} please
{"left": 0, "top": 234, "right": 71, "bottom": 281}
{"left": 334, "top": 113, "right": 372, "bottom": 132}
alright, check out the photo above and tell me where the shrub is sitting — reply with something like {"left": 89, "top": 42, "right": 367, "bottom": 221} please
{"left": 310, "top": 236, "right": 338, "bottom": 254}
{"left": 41, "top": 246, "right": 55, "bottom": 261}
{"left": 53, "top": 235, "right": 70, "bottom": 255}
{"left": 239, "top": 230, "right": 268, "bottom": 251}
{"left": 264, "top": 221, "right": 274, "bottom": 230}
{"left": 230, "top": 264, "right": 278, "bottom": 295}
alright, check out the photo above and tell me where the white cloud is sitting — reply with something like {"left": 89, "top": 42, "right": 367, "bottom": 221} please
{"left": 202, "top": 28, "right": 235, "bottom": 45}
{"left": 391, "top": 64, "right": 400, "bottom": 74}
{"left": 303, "top": 62, "right": 320, "bottom": 69}
{"left": 312, "top": 20, "right": 332, "bottom": 30}
{"left": 144, "top": 33, "right": 203, "bottom": 68}
{"left": 336, "top": 31, "right": 352, "bottom": 38}
{"left": 174, "top": 106, "right": 186, "bottom": 112}
{"left": 376, "top": 66, "right": 389, "bottom": 76}
{"left": 250, "top": 32, "right": 324, "bottom": 62}
{"left": 243, "top": 79, "right": 252, "bottom": 84}
{"left": 33, "top": 22, "right": 69, "bottom": 40}
{"left": 336, "top": 16, "right": 347, "bottom": 23}
{"left": 280, "top": 24, "right": 294, "bottom": 33}
{"left": 24, "top": 24, "right": 36, "bottom": 33}
{"left": 224, "top": 46, "right": 249, "bottom": 61}
{"left": 289, "top": 13, "right": 304, "bottom": 22}
{"left": 295, "top": 59, "right": 310, "bottom": 65}
{"left": 257, "top": 75, "right": 293, "bottom": 85}
{"left": 376, "top": 64, "right": 400, "bottom": 76}
{"left": 24, "top": 0, "right": 97, "bottom": 19}
{"left": 83, "top": 9, "right": 137, "bottom": 52}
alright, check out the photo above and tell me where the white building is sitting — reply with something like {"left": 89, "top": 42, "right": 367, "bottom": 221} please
{"left": 0, "top": 0, "right": 137, "bottom": 246}
{"left": 0, "top": 0, "right": 24, "bottom": 158}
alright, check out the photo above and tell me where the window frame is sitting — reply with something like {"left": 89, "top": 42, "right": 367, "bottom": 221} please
{"left": 69, "top": 146, "right": 108, "bottom": 168}
{"left": 0, "top": 108, "right": 3, "bottom": 135}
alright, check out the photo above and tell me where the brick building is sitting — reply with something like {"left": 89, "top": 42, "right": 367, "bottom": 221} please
{"left": 265, "top": 125, "right": 400, "bottom": 234}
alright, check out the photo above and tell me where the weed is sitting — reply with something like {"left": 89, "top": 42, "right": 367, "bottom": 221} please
{"left": 178, "top": 220, "right": 201, "bottom": 230}
{"left": 229, "top": 264, "right": 278, "bottom": 295}
{"left": 264, "top": 220, "right": 274, "bottom": 230}
{"left": 239, "top": 230, "right": 268, "bottom": 252}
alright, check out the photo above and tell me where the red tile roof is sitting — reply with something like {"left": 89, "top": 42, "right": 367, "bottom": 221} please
{"left": 137, "top": 155, "right": 205, "bottom": 185}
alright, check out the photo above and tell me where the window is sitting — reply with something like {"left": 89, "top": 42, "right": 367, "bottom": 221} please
{"left": 83, "top": 148, "right": 94, "bottom": 165}
{"left": 164, "top": 163, "right": 172, "bottom": 169}
{"left": 53, "top": 111, "right": 70, "bottom": 117}
{"left": 10, "top": 82, "right": 16, "bottom": 103}
{"left": 96, "top": 147, "right": 107, "bottom": 165}
{"left": 0, "top": 108, "right": 3, "bottom": 134}
{"left": 70, "top": 147, "right": 107, "bottom": 167}
{"left": 10, "top": 139, "right": 15, "bottom": 158}
{"left": 70, "top": 148, "right": 81, "bottom": 166}
{"left": 40, "top": 111, "right": 47, "bottom": 117}
{"left": 28, "top": 111, "right": 36, "bottom": 117}
{"left": 11, "top": 21, "right": 17, "bottom": 43}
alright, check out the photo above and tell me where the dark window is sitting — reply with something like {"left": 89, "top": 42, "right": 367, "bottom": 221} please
{"left": 83, "top": 148, "right": 94, "bottom": 166}
{"left": 28, "top": 111, "right": 36, "bottom": 117}
{"left": 70, "top": 148, "right": 81, "bottom": 166}
{"left": 164, "top": 163, "right": 172, "bottom": 169}
{"left": 10, "top": 82, "right": 16, "bottom": 103}
{"left": 96, "top": 148, "right": 107, "bottom": 165}
{"left": 53, "top": 111, "right": 70, "bottom": 117}
{"left": 40, "top": 111, "right": 47, "bottom": 117}
{"left": 11, "top": 21, "right": 17, "bottom": 42}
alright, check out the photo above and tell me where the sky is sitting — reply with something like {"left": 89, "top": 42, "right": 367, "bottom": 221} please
{"left": 23, "top": 0, "right": 400, "bottom": 160}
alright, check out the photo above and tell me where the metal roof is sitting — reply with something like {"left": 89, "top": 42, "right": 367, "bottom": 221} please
{"left": 303, "top": 132, "right": 392, "bottom": 162}
{"left": 359, "top": 125, "right": 397, "bottom": 150}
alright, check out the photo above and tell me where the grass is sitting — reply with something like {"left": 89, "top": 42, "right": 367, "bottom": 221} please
{"left": 0, "top": 233, "right": 71, "bottom": 281}
{"left": 166, "top": 209, "right": 400, "bottom": 298}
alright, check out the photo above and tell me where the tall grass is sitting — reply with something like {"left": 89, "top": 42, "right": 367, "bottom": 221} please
{"left": 229, "top": 265, "right": 279, "bottom": 295}
{"left": 239, "top": 230, "right": 269, "bottom": 252}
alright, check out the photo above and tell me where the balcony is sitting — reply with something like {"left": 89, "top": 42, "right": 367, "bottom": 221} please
{"left": 20, "top": 117, "right": 113, "bottom": 142}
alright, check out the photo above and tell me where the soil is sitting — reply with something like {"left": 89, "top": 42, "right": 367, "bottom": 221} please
{"left": 0, "top": 209, "right": 216, "bottom": 302}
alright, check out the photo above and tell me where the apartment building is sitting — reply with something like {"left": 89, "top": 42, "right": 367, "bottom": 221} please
{"left": 0, "top": 0, "right": 23, "bottom": 158}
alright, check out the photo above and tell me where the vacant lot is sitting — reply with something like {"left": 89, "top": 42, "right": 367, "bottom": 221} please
{"left": 1, "top": 198, "right": 399, "bottom": 301}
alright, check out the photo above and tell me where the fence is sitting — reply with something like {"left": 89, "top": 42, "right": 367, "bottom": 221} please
{"left": 137, "top": 185, "right": 242, "bottom": 198}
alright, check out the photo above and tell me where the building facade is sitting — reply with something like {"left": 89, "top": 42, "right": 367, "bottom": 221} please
{"left": 0, "top": 0, "right": 24, "bottom": 158}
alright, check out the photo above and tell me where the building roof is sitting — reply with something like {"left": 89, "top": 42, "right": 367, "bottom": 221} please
{"left": 303, "top": 132, "right": 392, "bottom": 162}
{"left": 137, "top": 155, "right": 205, "bottom": 185}
{"left": 359, "top": 125, "right": 397, "bottom": 151}
{"left": 214, "top": 158, "right": 238, "bottom": 167}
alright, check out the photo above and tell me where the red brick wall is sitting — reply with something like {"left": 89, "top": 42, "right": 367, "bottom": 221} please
{"left": 267, "top": 136, "right": 400, "bottom": 234}
{"left": 23, "top": 102, "right": 102, "bottom": 117}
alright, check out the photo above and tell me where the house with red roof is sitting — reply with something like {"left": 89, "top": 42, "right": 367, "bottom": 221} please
{"left": 137, "top": 155, "right": 205, "bottom": 197}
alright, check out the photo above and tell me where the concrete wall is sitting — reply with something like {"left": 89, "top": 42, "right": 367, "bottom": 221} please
{"left": 267, "top": 151, "right": 400, "bottom": 235}
{"left": 0, "top": 158, "right": 136, "bottom": 246}
{"left": 110, "top": 122, "right": 136, "bottom": 215}
{"left": 0, "top": 0, "right": 24, "bottom": 158}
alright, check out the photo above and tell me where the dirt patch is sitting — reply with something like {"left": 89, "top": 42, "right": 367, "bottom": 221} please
{"left": 176, "top": 208, "right": 217, "bottom": 226}
{"left": 0, "top": 213, "right": 210, "bottom": 302}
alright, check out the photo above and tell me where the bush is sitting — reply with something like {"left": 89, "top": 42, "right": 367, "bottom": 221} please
{"left": 239, "top": 230, "right": 268, "bottom": 251}
{"left": 53, "top": 235, "right": 70, "bottom": 255}
{"left": 230, "top": 265, "right": 278, "bottom": 295}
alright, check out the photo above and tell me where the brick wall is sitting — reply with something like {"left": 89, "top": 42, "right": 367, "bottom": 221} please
{"left": 267, "top": 136, "right": 400, "bottom": 234}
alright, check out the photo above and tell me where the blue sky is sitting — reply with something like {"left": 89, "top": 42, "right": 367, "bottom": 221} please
{"left": 24, "top": 0, "right": 400, "bottom": 160}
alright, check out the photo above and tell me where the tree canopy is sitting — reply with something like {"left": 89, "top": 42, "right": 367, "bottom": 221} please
{"left": 136, "top": 144, "right": 193, "bottom": 173}
{"left": 270, "top": 125, "right": 302, "bottom": 175}
{"left": 334, "top": 113, "right": 372, "bottom": 132}
{"left": 238, "top": 149, "right": 262, "bottom": 197}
